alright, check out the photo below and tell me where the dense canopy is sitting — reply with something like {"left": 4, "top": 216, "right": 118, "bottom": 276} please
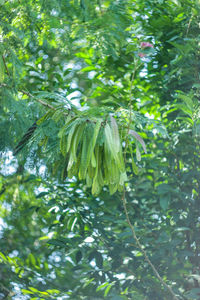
{"left": 0, "top": 0, "right": 200, "bottom": 299}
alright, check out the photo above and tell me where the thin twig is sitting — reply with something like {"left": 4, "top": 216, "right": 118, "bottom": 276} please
{"left": 21, "top": 89, "right": 56, "bottom": 110}
{"left": 121, "top": 190, "right": 180, "bottom": 300}
{"left": 0, "top": 83, "right": 56, "bottom": 110}
{"left": 0, "top": 83, "right": 7, "bottom": 88}
{"left": 0, "top": 283, "right": 16, "bottom": 299}
{"left": 2, "top": 54, "right": 10, "bottom": 77}
{"left": 123, "top": 63, "right": 139, "bottom": 162}
{"left": 186, "top": 14, "right": 193, "bottom": 37}
{"left": 122, "top": 62, "right": 181, "bottom": 300}
{"left": 97, "top": 0, "right": 103, "bottom": 15}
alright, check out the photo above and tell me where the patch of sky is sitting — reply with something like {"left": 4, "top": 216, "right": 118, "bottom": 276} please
{"left": 0, "top": 151, "right": 18, "bottom": 176}
{"left": 38, "top": 165, "right": 46, "bottom": 176}
{"left": 0, "top": 218, "right": 7, "bottom": 238}
{"left": 9, "top": 250, "right": 19, "bottom": 258}
{"left": 48, "top": 206, "right": 59, "bottom": 213}
{"left": 114, "top": 273, "right": 126, "bottom": 280}
{"left": 74, "top": 38, "right": 87, "bottom": 46}
{"left": 151, "top": 214, "right": 159, "bottom": 220}
{"left": 144, "top": 112, "right": 155, "bottom": 119}
{"left": 34, "top": 183, "right": 49, "bottom": 196}
{"left": 139, "top": 67, "right": 148, "bottom": 77}
{"left": 88, "top": 71, "right": 97, "bottom": 79}
{"left": 12, "top": 284, "right": 28, "bottom": 300}
{"left": 65, "top": 256, "right": 75, "bottom": 265}
{"left": 54, "top": 255, "right": 61, "bottom": 263}
{"left": 63, "top": 62, "right": 82, "bottom": 71}
{"left": 84, "top": 236, "right": 94, "bottom": 243}
{"left": 67, "top": 91, "right": 82, "bottom": 108}
{"left": 90, "top": 259, "right": 96, "bottom": 267}
{"left": 68, "top": 232, "right": 75, "bottom": 238}
{"left": 51, "top": 9, "right": 58, "bottom": 16}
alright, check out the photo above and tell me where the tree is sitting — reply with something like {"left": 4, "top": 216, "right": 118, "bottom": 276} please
{"left": 0, "top": 0, "right": 200, "bottom": 299}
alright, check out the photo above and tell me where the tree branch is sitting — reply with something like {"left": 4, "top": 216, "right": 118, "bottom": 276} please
{"left": 2, "top": 54, "right": 10, "bottom": 77}
{"left": 0, "top": 83, "right": 56, "bottom": 110}
{"left": 21, "top": 89, "right": 56, "bottom": 110}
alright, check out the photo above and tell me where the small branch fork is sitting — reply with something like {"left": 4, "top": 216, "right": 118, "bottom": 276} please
{"left": 0, "top": 83, "right": 56, "bottom": 110}
{"left": 21, "top": 89, "right": 56, "bottom": 110}
{"left": 122, "top": 63, "right": 181, "bottom": 300}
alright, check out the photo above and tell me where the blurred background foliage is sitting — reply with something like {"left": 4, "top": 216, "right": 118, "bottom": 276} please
{"left": 0, "top": 0, "right": 200, "bottom": 299}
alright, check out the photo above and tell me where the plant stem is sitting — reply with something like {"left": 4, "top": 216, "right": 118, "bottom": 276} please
{"left": 123, "top": 64, "right": 138, "bottom": 162}
{"left": 21, "top": 89, "right": 56, "bottom": 110}
{"left": 121, "top": 189, "right": 180, "bottom": 300}
{"left": 122, "top": 61, "right": 181, "bottom": 300}
{"left": 0, "top": 83, "right": 56, "bottom": 110}
{"left": 2, "top": 54, "right": 10, "bottom": 77}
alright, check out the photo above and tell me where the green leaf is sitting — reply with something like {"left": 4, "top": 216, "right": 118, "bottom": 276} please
{"left": 85, "top": 118, "right": 102, "bottom": 173}
{"left": 0, "top": 252, "right": 7, "bottom": 262}
{"left": 129, "top": 144, "right": 138, "bottom": 175}
{"left": 36, "top": 192, "right": 49, "bottom": 198}
{"left": 136, "top": 145, "right": 141, "bottom": 161}
{"left": 75, "top": 250, "right": 82, "bottom": 263}
{"left": 185, "top": 288, "right": 200, "bottom": 299}
{"left": 28, "top": 287, "right": 39, "bottom": 293}
{"left": 28, "top": 253, "right": 36, "bottom": 266}
{"left": 95, "top": 251, "right": 103, "bottom": 269}
{"left": 96, "top": 282, "right": 109, "bottom": 292}
{"left": 160, "top": 195, "right": 170, "bottom": 210}
{"left": 104, "top": 283, "right": 114, "bottom": 297}
{"left": 22, "top": 289, "right": 34, "bottom": 295}
{"left": 45, "top": 289, "right": 60, "bottom": 294}
{"left": 36, "top": 110, "right": 54, "bottom": 125}
{"left": 47, "top": 239, "right": 67, "bottom": 247}
{"left": 81, "top": 66, "right": 97, "bottom": 72}
{"left": 0, "top": 55, "right": 5, "bottom": 82}
{"left": 110, "top": 116, "right": 120, "bottom": 153}
{"left": 157, "top": 183, "right": 171, "bottom": 194}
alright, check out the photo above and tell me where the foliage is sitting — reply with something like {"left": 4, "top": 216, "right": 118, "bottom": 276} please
{"left": 0, "top": 0, "right": 200, "bottom": 299}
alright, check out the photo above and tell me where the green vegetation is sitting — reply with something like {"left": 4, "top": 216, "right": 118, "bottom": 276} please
{"left": 0, "top": 0, "right": 200, "bottom": 299}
